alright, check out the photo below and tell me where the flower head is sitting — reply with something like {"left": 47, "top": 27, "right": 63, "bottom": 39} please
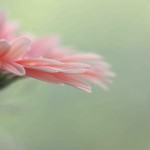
{"left": 0, "top": 12, "right": 115, "bottom": 92}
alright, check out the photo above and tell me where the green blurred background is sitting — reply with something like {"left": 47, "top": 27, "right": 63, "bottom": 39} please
{"left": 0, "top": 0, "right": 150, "bottom": 149}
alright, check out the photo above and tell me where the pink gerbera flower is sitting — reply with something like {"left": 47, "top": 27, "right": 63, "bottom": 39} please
{"left": 0, "top": 12, "right": 114, "bottom": 92}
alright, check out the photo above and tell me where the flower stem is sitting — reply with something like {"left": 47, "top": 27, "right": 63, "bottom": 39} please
{"left": 0, "top": 73, "right": 21, "bottom": 90}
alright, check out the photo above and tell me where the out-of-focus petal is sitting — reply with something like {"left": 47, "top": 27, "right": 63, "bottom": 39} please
{"left": 0, "top": 12, "right": 18, "bottom": 41}
{"left": 61, "top": 53, "right": 101, "bottom": 62}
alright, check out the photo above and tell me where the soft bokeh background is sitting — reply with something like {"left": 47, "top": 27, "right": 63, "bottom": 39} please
{"left": 0, "top": 0, "right": 150, "bottom": 149}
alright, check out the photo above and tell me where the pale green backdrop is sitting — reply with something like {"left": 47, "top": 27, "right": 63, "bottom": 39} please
{"left": 0, "top": 0, "right": 150, "bottom": 150}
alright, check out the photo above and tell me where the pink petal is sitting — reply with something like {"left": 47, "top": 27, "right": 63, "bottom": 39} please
{"left": 4, "top": 37, "right": 31, "bottom": 60}
{"left": 0, "top": 40, "right": 10, "bottom": 58}
{"left": 25, "top": 68, "right": 63, "bottom": 85}
{"left": 25, "top": 66, "right": 59, "bottom": 73}
{"left": 54, "top": 73, "right": 92, "bottom": 93}
{"left": 27, "top": 37, "right": 59, "bottom": 58}
{"left": 1, "top": 63, "right": 25, "bottom": 76}
{"left": 17, "top": 58, "right": 64, "bottom": 66}
{"left": 0, "top": 12, "right": 18, "bottom": 41}
{"left": 61, "top": 53, "right": 101, "bottom": 62}
{"left": 25, "top": 67, "right": 91, "bottom": 92}
{"left": 17, "top": 58, "right": 90, "bottom": 73}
